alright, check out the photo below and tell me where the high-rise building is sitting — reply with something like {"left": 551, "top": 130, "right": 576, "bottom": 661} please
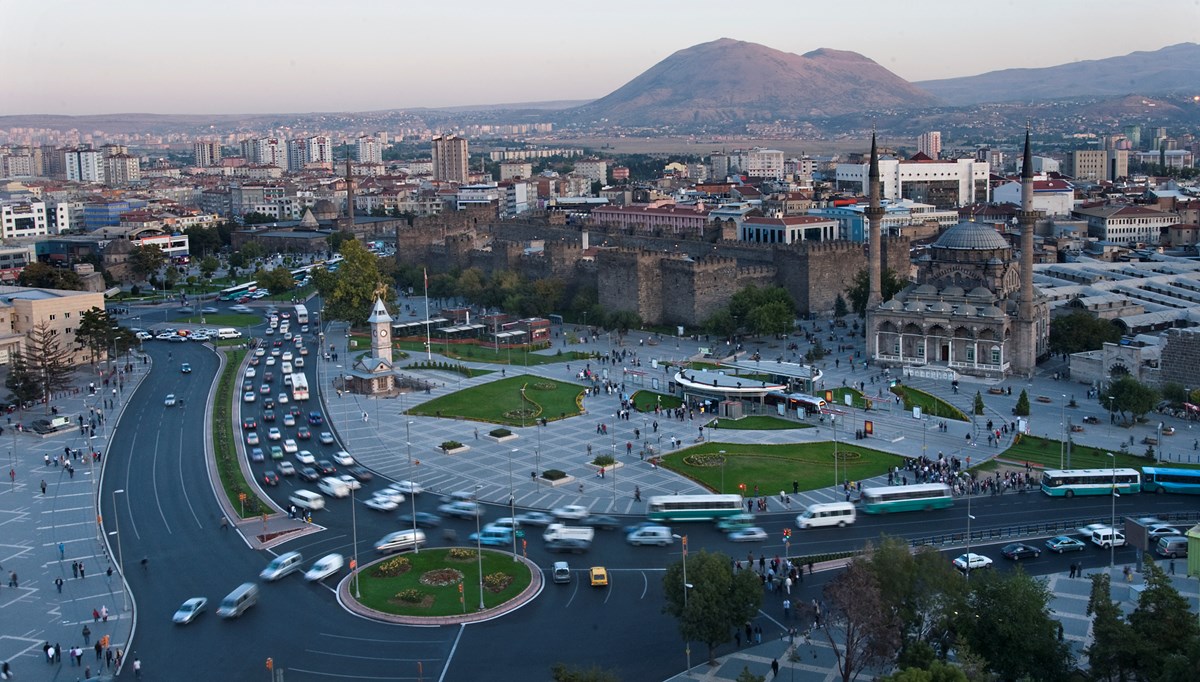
{"left": 307, "top": 136, "right": 332, "bottom": 166}
{"left": 917, "top": 131, "right": 942, "bottom": 159}
{"left": 356, "top": 136, "right": 382, "bottom": 164}
{"left": 431, "top": 135, "right": 469, "bottom": 182}
{"left": 1067, "top": 149, "right": 1127, "bottom": 183}
{"left": 0, "top": 200, "right": 49, "bottom": 238}
{"left": 64, "top": 148, "right": 104, "bottom": 183}
{"left": 193, "top": 141, "right": 222, "bottom": 167}
{"left": 255, "top": 138, "right": 286, "bottom": 169}
{"left": 286, "top": 138, "right": 308, "bottom": 171}
{"left": 103, "top": 154, "right": 140, "bottom": 186}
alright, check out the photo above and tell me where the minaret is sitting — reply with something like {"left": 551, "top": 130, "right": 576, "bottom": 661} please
{"left": 368, "top": 296, "right": 393, "bottom": 365}
{"left": 1014, "top": 128, "right": 1039, "bottom": 376}
{"left": 864, "top": 131, "right": 884, "bottom": 309}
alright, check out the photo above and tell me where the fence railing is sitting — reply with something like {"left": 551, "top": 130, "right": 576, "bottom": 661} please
{"left": 908, "top": 510, "right": 1200, "bottom": 549}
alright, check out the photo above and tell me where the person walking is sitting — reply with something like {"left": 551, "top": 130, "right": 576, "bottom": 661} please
{"left": 55, "top": 577, "right": 63, "bottom": 593}
{"left": 82, "top": 624, "right": 90, "bottom": 645}
{"left": 7, "top": 571, "right": 16, "bottom": 588}
{"left": 771, "top": 658, "right": 780, "bottom": 678}
{"left": 59, "top": 542, "right": 65, "bottom": 559}
{"left": 132, "top": 655, "right": 141, "bottom": 678}
{"left": 41, "top": 479, "right": 47, "bottom": 495}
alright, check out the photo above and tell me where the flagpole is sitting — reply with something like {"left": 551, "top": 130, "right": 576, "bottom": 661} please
{"left": 424, "top": 268, "right": 432, "bottom": 361}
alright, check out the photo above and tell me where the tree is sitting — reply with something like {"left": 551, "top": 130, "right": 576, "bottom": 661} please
{"left": 254, "top": 266, "right": 296, "bottom": 295}
{"left": 4, "top": 350, "right": 42, "bottom": 407}
{"left": 1085, "top": 571, "right": 1135, "bottom": 681}
{"left": 549, "top": 663, "right": 621, "bottom": 682}
{"left": 704, "top": 309, "right": 738, "bottom": 338}
{"left": 734, "top": 667, "right": 765, "bottom": 682}
{"left": 1014, "top": 389, "right": 1030, "bottom": 416}
{"left": 327, "top": 231, "right": 356, "bottom": 253}
{"left": 746, "top": 300, "right": 794, "bottom": 337}
{"left": 227, "top": 251, "right": 246, "bottom": 270}
{"left": 1106, "top": 375, "right": 1160, "bottom": 423}
{"left": 973, "top": 391, "right": 984, "bottom": 416}
{"left": 315, "top": 239, "right": 392, "bottom": 326}
{"left": 239, "top": 241, "right": 265, "bottom": 263}
{"left": 847, "top": 268, "right": 907, "bottom": 317}
{"left": 1126, "top": 560, "right": 1200, "bottom": 681}
{"left": 662, "top": 549, "right": 762, "bottom": 665}
{"left": 951, "top": 569, "right": 1071, "bottom": 681}
{"left": 861, "top": 538, "right": 967, "bottom": 661}
{"left": 75, "top": 307, "right": 122, "bottom": 365}
{"left": 17, "top": 262, "right": 84, "bottom": 290}
{"left": 1047, "top": 310, "right": 1122, "bottom": 355}
{"left": 879, "top": 660, "right": 968, "bottom": 682}
{"left": 199, "top": 255, "right": 220, "bottom": 279}
{"left": 185, "top": 224, "right": 223, "bottom": 257}
{"left": 607, "top": 310, "right": 642, "bottom": 341}
{"left": 129, "top": 244, "right": 166, "bottom": 282}
{"left": 834, "top": 294, "right": 849, "bottom": 319}
{"left": 241, "top": 211, "right": 274, "bottom": 225}
{"left": 824, "top": 559, "right": 901, "bottom": 682}
{"left": 23, "top": 321, "right": 76, "bottom": 412}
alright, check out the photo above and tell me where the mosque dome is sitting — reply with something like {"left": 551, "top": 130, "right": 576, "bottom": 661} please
{"left": 312, "top": 199, "right": 338, "bottom": 220}
{"left": 934, "top": 222, "right": 1009, "bottom": 250}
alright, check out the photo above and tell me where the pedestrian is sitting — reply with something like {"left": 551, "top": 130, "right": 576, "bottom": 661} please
{"left": 735, "top": 631, "right": 741, "bottom": 647}
{"left": 784, "top": 576, "right": 792, "bottom": 595}
{"left": 55, "top": 576, "right": 64, "bottom": 592}
{"left": 41, "top": 479, "right": 47, "bottom": 495}
{"left": 92, "top": 608, "right": 99, "bottom": 622}
{"left": 72, "top": 562, "right": 79, "bottom": 578}
{"left": 783, "top": 598, "right": 791, "bottom": 619}
{"left": 771, "top": 658, "right": 779, "bottom": 677}
{"left": 1068, "top": 564, "right": 1075, "bottom": 579}
{"left": 82, "top": 624, "right": 90, "bottom": 645}
{"left": 79, "top": 563, "right": 85, "bottom": 579}
{"left": 105, "top": 648, "right": 113, "bottom": 669}
{"left": 1, "top": 660, "right": 10, "bottom": 679}
{"left": 100, "top": 605, "right": 108, "bottom": 622}
{"left": 133, "top": 655, "right": 141, "bottom": 678}
{"left": 7, "top": 571, "right": 16, "bottom": 588}
{"left": 46, "top": 644, "right": 55, "bottom": 664}
{"left": 59, "top": 541, "right": 65, "bottom": 559}
{"left": 95, "top": 641, "right": 102, "bottom": 661}
{"left": 1170, "top": 559, "right": 1176, "bottom": 575}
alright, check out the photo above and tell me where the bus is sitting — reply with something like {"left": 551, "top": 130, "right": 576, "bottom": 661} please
{"left": 1141, "top": 467, "right": 1200, "bottom": 495}
{"left": 646, "top": 494, "right": 744, "bottom": 522}
{"left": 860, "top": 483, "right": 953, "bottom": 514}
{"left": 294, "top": 304, "right": 309, "bottom": 325}
{"left": 1040, "top": 468, "right": 1141, "bottom": 497}
{"left": 291, "top": 373, "right": 309, "bottom": 401}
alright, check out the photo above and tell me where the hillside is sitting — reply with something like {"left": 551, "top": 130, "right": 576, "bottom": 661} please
{"left": 917, "top": 43, "right": 1200, "bottom": 106}
{"left": 567, "top": 38, "right": 940, "bottom": 126}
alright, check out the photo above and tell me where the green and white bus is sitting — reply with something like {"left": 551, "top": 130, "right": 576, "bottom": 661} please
{"left": 860, "top": 483, "right": 953, "bottom": 514}
{"left": 1142, "top": 467, "right": 1200, "bottom": 495}
{"left": 646, "top": 494, "right": 744, "bottom": 522}
{"left": 1040, "top": 468, "right": 1141, "bottom": 497}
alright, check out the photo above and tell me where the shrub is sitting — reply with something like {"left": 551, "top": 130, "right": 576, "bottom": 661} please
{"left": 396, "top": 588, "right": 424, "bottom": 603}
{"left": 489, "top": 428, "right": 512, "bottom": 438}
{"left": 1015, "top": 389, "right": 1031, "bottom": 416}
{"left": 447, "top": 548, "right": 477, "bottom": 560}
{"left": 542, "top": 469, "right": 567, "bottom": 481}
{"left": 373, "top": 555, "right": 411, "bottom": 578}
{"left": 483, "top": 571, "right": 513, "bottom": 592}
{"left": 440, "top": 440, "right": 464, "bottom": 451}
{"left": 591, "top": 455, "right": 616, "bottom": 467}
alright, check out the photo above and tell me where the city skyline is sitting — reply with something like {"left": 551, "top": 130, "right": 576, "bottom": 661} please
{"left": 5, "top": 0, "right": 1199, "bottom": 116}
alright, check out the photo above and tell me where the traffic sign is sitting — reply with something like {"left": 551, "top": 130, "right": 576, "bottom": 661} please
{"left": 515, "top": 529, "right": 525, "bottom": 538}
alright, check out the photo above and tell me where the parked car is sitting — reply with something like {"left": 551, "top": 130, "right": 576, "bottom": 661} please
{"left": 1000, "top": 543, "right": 1041, "bottom": 560}
{"left": 1146, "top": 524, "right": 1181, "bottom": 541}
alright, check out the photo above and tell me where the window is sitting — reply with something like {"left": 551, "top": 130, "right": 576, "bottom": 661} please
{"left": 991, "top": 346, "right": 1001, "bottom": 364}
{"left": 966, "top": 347, "right": 975, "bottom": 362}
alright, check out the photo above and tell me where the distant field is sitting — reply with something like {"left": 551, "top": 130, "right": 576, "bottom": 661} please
{"left": 554, "top": 136, "right": 871, "bottom": 156}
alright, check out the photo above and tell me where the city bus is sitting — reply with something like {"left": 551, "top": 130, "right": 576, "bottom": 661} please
{"left": 294, "top": 304, "right": 309, "bottom": 325}
{"left": 860, "top": 483, "right": 953, "bottom": 514}
{"left": 646, "top": 494, "right": 744, "bottom": 522}
{"left": 1141, "top": 467, "right": 1200, "bottom": 495}
{"left": 1040, "top": 468, "right": 1141, "bottom": 497}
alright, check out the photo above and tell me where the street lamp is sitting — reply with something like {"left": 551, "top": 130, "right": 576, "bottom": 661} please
{"left": 673, "top": 533, "right": 692, "bottom": 677}
{"left": 111, "top": 489, "right": 128, "bottom": 611}
{"left": 719, "top": 450, "right": 726, "bottom": 494}
{"left": 509, "top": 449, "right": 518, "bottom": 562}
{"left": 1107, "top": 452, "right": 1117, "bottom": 570}
{"left": 1060, "top": 394, "right": 1067, "bottom": 469}
{"left": 474, "top": 484, "right": 485, "bottom": 610}
{"left": 408, "top": 443, "right": 419, "bottom": 553}
{"left": 964, "top": 493, "right": 976, "bottom": 580}
{"left": 351, "top": 484, "right": 360, "bottom": 598}
{"left": 832, "top": 414, "right": 839, "bottom": 489}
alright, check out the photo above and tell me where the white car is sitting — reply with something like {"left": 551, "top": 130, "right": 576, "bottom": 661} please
{"left": 265, "top": 327, "right": 275, "bottom": 336}
{"left": 952, "top": 553, "right": 994, "bottom": 572}
{"left": 245, "top": 431, "right": 260, "bottom": 446}
{"left": 282, "top": 439, "right": 298, "bottom": 454}
{"left": 156, "top": 332, "right": 176, "bottom": 340}
{"left": 135, "top": 331, "right": 153, "bottom": 340}
{"left": 277, "top": 461, "right": 296, "bottom": 476}
{"left": 390, "top": 480, "right": 423, "bottom": 495}
{"left": 553, "top": 504, "right": 590, "bottom": 521}
{"left": 728, "top": 527, "right": 769, "bottom": 543}
{"left": 242, "top": 392, "right": 256, "bottom": 403}
{"left": 278, "top": 393, "right": 289, "bottom": 404}
{"left": 267, "top": 427, "right": 282, "bottom": 441}
{"left": 337, "top": 474, "right": 362, "bottom": 491}
{"left": 295, "top": 357, "right": 305, "bottom": 368}
{"left": 172, "top": 597, "right": 207, "bottom": 624}
{"left": 375, "top": 488, "right": 406, "bottom": 504}
{"left": 282, "top": 352, "right": 293, "bottom": 362}
{"left": 304, "top": 553, "right": 344, "bottom": 582}
{"left": 515, "top": 511, "right": 554, "bottom": 526}
{"left": 294, "top": 450, "right": 316, "bottom": 465}
{"left": 190, "top": 334, "right": 211, "bottom": 342}
{"left": 365, "top": 496, "right": 399, "bottom": 512}
{"left": 245, "top": 367, "right": 256, "bottom": 378}
{"left": 332, "top": 451, "right": 355, "bottom": 467}
{"left": 255, "top": 347, "right": 266, "bottom": 357}
{"left": 265, "top": 357, "right": 277, "bottom": 366}
{"left": 318, "top": 432, "right": 335, "bottom": 445}
{"left": 164, "top": 394, "right": 177, "bottom": 407}
{"left": 299, "top": 346, "right": 309, "bottom": 356}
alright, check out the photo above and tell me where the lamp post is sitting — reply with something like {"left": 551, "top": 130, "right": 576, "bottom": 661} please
{"left": 965, "top": 493, "right": 976, "bottom": 580}
{"left": 1107, "top": 452, "right": 1117, "bottom": 570}
{"left": 1060, "top": 394, "right": 1067, "bottom": 469}
{"left": 719, "top": 450, "right": 726, "bottom": 494}
{"left": 673, "top": 533, "right": 692, "bottom": 677}
{"left": 535, "top": 420, "right": 542, "bottom": 482}
{"left": 832, "top": 414, "right": 839, "bottom": 489}
{"left": 474, "top": 484, "right": 484, "bottom": 610}
{"left": 351, "top": 484, "right": 361, "bottom": 598}
{"left": 509, "top": 448, "right": 518, "bottom": 562}
{"left": 111, "top": 489, "right": 128, "bottom": 611}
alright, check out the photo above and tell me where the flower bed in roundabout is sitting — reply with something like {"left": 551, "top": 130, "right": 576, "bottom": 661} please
{"left": 352, "top": 547, "right": 533, "bottom": 617}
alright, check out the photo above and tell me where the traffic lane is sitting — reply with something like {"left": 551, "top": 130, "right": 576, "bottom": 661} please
{"left": 448, "top": 566, "right": 681, "bottom": 682}
{"left": 942, "top": 538, "right": 1142, "bottom": 576}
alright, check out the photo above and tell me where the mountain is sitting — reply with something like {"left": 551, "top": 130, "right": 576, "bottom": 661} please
{"left": 567, "top": 38, "right": 940, "bottom": 126}
{"left": 917, "top": 43, "right": 1200, "bottom": 106}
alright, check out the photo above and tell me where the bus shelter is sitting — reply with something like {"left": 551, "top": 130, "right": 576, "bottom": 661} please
{"left": 673, "top": 369, "right": 787, "bottom": 418}
{"left": 718, "top": 358, "right": 823, "bottom": 394}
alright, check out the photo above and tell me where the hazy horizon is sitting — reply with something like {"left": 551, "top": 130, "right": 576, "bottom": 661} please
{"left": 6, "top": 0, "right": 1198, "bottom": 116}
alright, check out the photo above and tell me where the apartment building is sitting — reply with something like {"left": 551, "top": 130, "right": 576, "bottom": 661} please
{"left": 64, "top": 148, "right": 104, "bottom": 183}
{"left": 1072, "top": 204, "right": 1178, "bottom": 245}
{"left": 1, "top": 200, "right": 50, "bottom": 238}
{"left": 1067, "top": 149, "right": 1129, "bottom": 183}
{"left": 432, "top": 136, "right": 469, "bottom": 183}
{"left": 499, "top": 161, "right": 532, "bottom": 181}
{"left": 356, "top": 136, "right": 382, "bottom": 164}
{"left": 193, "top": 141, "right": 222, "bottom": 167}
{"left": 574, "top": 159, "right": 608, "bottom": 184}
{"left": 104, "top": 154, "right": 140, "bottom": 186}
{"left": 917, "top": 131, "right": 942, "bottom": 159}
{"left": 0, "top": 285, "right": 107, "bottom": 365}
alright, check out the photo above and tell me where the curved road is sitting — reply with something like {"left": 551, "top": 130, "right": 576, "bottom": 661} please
{"left": 102, "top": 335, "right": 1197, "bottom": 680}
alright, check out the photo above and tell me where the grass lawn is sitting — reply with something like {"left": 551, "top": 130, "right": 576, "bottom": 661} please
{"left": 176, "top": 313, "right": 262, "bottom": 328}
{"left": 660, "top": 441, "right": 903, "bottom": 495}
{"left": 631, "top": 390, "right": 683, "bottom": 411}
{"left": 992, "top": 434, "right": 1200, "bottom": 472}
{"left": 890, "top": 385, "right": 969, "bottom": 421}
{"left": 406, "top": 374, "right": 585, "bottom": 425}
{"left": 394, "top": 340, "right": 591, "bottom": 367}
{"left": 212, "top": 349, "right": 270, "bottom": 518}
{"left": 709, "top": 416, "right": 813, "bottom": 431}
{"left": 356, "top": 548, "right": 532, "bottom": 617}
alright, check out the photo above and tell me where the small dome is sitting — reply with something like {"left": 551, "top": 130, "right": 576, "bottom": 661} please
{"left": 312, "top": 199, "right": 338, "bottom": 220}
{"left": 968, "top": 287, "right": 993, "bottom": 299}
{"left": 880, "top": 300, "right": 901, "bottom": 310}
{"left": 929, "top": 301, "right": 953, "bottom": 313}
{"left": 904, "top": 301, "right": 922, "bottom": 312}
{"left": 940, "top": 286, "right": 965, "bottom": 297}
{"left": 913, "top": 284, "right": 938, "bottom": 296}
{"left": 935, "top": 221, "right": 1009, "bottom": 250}
{"left": 980, "top": 305, "right": 1004, "bottom": 317}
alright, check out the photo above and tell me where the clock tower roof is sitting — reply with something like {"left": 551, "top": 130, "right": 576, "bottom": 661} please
{"left": 367, "top": 297, "right": 392, "bottom": 325}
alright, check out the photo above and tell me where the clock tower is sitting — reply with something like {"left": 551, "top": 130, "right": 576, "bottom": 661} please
{"left": 367, "top": 296, "right": 393, "bottom": 364}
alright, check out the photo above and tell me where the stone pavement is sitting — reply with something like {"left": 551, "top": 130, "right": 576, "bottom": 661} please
{"left": 0, "top": 357, "right": 150, "bottom": 681}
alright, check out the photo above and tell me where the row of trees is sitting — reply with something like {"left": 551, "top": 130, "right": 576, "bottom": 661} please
{"left": 703, "top": 286, "right": 796, "bottom": 338}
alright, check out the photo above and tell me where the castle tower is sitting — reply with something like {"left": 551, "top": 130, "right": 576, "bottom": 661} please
{"left": 368, "top": 296, "right": 393, "bottom": 364}
{"left": 1013, "top": 128, "right": 1040, "bottom": 376}
{"left": 864, "top": 132, "right": 884, "bottom": 309}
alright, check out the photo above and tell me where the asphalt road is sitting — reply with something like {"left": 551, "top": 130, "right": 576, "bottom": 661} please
{"left": 101, "top": 318, "right": 1198, "bottom": 680}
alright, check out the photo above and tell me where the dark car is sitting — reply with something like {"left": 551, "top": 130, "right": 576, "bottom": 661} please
{"left": 296, "top": 426, "right": 312, "bottom": 440}
{"left": 262, "top": 410, "right": 276, "bottom": 422}
{"left": 262, "top": 471, "right": 279, "bottom": 486}
{"left": 398, "top": 512, "right": 441, "bottom": 528}
{"left": 1045, "top": 536, "right": 1087, "bottom": 553}
{"left": 264, "top": 398, "right": 275, "bottom": 410}
{"left": 298, "top": 466, "right": 321, "bottom": 482}
{"left": 242, "top": 417, "right": 257, "bottom": 430}
{"left": 582, "top": 515, "right": 621, "bottom": 531}
{"left": 242, "top": 381, "right": 253, "bottom": 392}
{"left": 315, "top": 460, "right": 337, "bottom": 476}
{"left": 308, "top": 411, "right": 324, "bottom": 426}
{"left": 289, "top": 406, "right": 303, "bottom": 418}
{"left": 346, "top": 466, "right": 374, "bottom": 482}
{"left": 545, "top": 538, "right": 591, "bottom": 554}
{"left": 1001, "top": 543, "right": 1041, "bottom": 561}
{"left": 181, "top": 363, "right": 192, "bottom": 374}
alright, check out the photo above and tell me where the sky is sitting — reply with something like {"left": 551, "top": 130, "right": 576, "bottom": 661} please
{"left": 5, "top": 0, "right": 1199, "bottom": 115}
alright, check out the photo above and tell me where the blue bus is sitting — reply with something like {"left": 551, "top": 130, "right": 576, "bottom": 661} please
{"left": 1040, "top": 468, "right": 1141, "bottom": 497}
{"left": 860, "top": 483, "right": 952, "bottom": 514}
{"left": 1141, "top": 467, "right": 1200, "bottom": 495}
{"left": 646, "top": 494, "right": 744, "bottom": 522}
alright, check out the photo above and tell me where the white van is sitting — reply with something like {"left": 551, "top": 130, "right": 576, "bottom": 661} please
{"left": 374, "top": 530, "right": 427, "bottom": 554}
{"left": 626, "top": 525, "right": 674, "bottom": 547}
{"left": 259, "top": 551, "right": 304, "bottom": 581}
{"left": 216, "top": 582, "right": 259, "bottom": 618}
{"left": 552, "top": 561, "right": 572, "bottom": 584}
{"left": 1091, "top": 527, "right": 1126, "bottom": 549}
{"left": 317, "top": 477, "right": 350, "bottom": 498}
{"left": 797, "top": 502, "right": 857, "bottom": 529}
{"left": 217, "top": 328, "right": 243, "bottom": 339}
{"left": 288, "top": 489, "right": 325, "bottom": 511}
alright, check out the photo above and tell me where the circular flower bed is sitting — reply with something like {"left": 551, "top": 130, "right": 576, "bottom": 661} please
{"left": 419, "top": 568, "right": 464, "bottom": 587}
{"left": 684, "top": 453, "right": 727, "bottom": 467}
{"left": 531, "top": 381, "right": 557, "bottom": 390}
{"left": 834, "top": 450, "right": 862, "bottom": 462}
